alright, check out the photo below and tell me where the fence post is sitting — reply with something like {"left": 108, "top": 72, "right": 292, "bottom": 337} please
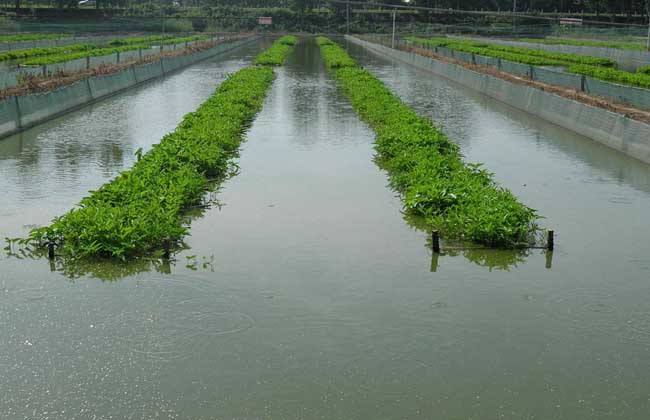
{"left": 580, "top": 75, "right": 586, "bottom": 92}
{"left": 14, "top": 96, "right": 22, "bottom": 129}
{"left": 547, "top": 230, "right": 555, "bottom": 251}
{"left": 432, "top": 231, "right": 440, "bottom": 253}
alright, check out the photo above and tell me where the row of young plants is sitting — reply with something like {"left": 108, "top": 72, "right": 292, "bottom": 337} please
{"left": 0, "top": 44, "right": 95, "bottom": 62}
{"left": 108, "top": 34, "right": 185, "bottom": 46}
{"left": 26, "top": 38, "right": 298, "bottom": 259}
{"left": 253, "top": 35, "right": 298, "bottom": 65}
{"left": 407, "top": 36, "right": 650, "bottom": 90}
{"left": 0, "top": 33, "right": 69, "bottom": 43}
{"left": 316, "top": 37, "right": 539, "bottom": 248}
{"left": 567, "top": 63, "right": 650, "bottom": 89}
{"left": 0, "top": 35, "right": 208, "bottom": 64}
{"left": 517, "top": 37, "right": 647, "bottom": 51}
{"left": 405, "top": 37, "right": 615, "bottom": 67}
{"left": 21, "top": 35, "right": 211, "bottom": 66}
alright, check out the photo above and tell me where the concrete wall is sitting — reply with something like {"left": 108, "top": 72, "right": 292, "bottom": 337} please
{"left": 0, "top": 36, "right": 259, "bottom": 139}
{"left": 347, "top": 35, "right": 650, "bottom": 165}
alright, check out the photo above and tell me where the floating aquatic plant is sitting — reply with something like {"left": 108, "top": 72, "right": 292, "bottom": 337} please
{"left": 317, "top": 37, "right": 539, "bottom": 247}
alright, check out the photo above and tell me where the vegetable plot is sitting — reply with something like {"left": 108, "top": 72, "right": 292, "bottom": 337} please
{"left": 26, "top": 37, "right": 298, "bottom": 259}
{"left": 407, "top": 36, "right": 650, "bottom": 90}
{"left": 21, "top": 35, "right": 210, "bottom": 66}
{"left": 317, "top": 37, "right": 539, "bottom": 247}
{"left": 254, "top": 35, "right": 298, "bottom": 66}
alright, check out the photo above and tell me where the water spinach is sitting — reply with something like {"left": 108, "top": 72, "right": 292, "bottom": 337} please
{"left": 407, "top": 36, "right": 650, "bottom": 90}
{"left": 316, "top": 37, "right": 539, "bottom": 247}
{"left": 27, "top": 37, "right": 298, "bottom": 259}
{"left": 254, "top": 35, "right": 298, "bottom": 66}
{"left": 20, "top": 35, "right": 211, "bottom": 66}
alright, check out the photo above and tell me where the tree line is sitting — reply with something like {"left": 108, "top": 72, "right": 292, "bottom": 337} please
{"left": 5, "top": 0, "right": 650, "bottom": 21}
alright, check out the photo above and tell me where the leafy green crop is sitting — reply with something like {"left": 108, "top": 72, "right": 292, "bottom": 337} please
{"left": 316, "top": 36, "right": 356, "bottom": 68}
{"left": 637, "top": 65, "right": 650, "bottom": 75}
{"left": 254, "top": 35, "right": 298, "bottom": 66}
{"left": 406, "top": 36, "right": 615, "bottom": 67}
{"left": 568, "top": 64, "right": 650, "bottom": 89}
{"left": 406, "top": 36, "right": 650, "bottom": 91}
{"left": 20, "top": 35, "right": 211, "bottom": 66}
{"left": 518, "top": 37, "right": 646, "bottom": 51}
{"left": 28, "top": 65, "right": 277, "bottom": 259}
{"left": 0, "top": 44, "right": 96, "bottom": 62}
{"left": 318, "top": 37, "right": 539, "bottom": 247}
{"left": 0, "top": 33, "right": 69, "bottom": 43}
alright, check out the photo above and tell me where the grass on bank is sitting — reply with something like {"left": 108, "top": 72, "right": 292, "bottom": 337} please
{"left": 316, "top": 37, "right": 539, "bottom": 248}
{"left": 253, "top": 35, "right": 298, "bottom": 66}
{"left": 27, "top": 38, "right": 298, "bottom": 259}
{"left": 407, "top": 36, "right": 650, "bottom": 90}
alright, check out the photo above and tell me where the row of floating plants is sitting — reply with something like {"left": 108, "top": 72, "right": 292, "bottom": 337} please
{"left": 405, "top": 37, "right": 615, "bottom": 67}
{"left": 1, "top": 35, "right": 210, "bottom": 63}
{"left": 19, "top": 35, "right": 211, "bottom": 66}
{"left": 0, "top": 44, "right": 95, "bottom": 62}
{"left": 316, "top": 37, "right": 539, "bottom": 248}
{"left": 517, "top": 37, "right": 647, "bottom": 51}
{"left": 406, "top": 36, "right": 650, "bottom": 90}
{"left": 567, "top": 63, "right": 650, "bottom": 89}
{"left": 0, "top": 33, "right": 69, "bottom": 43}
{"left": 254, "top": 35, "right": 298, "bottom": 66}
{"left": 107, "top": 34, "right": 196, "bottom": 46}
{"left": 25, "top": 37, "right": 298, "bottom": 260}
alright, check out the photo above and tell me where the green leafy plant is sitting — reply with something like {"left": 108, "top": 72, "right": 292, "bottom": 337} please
{"left": 20, "top": 35, "right": 211, "bottom": 66}
{"left": 637, "top": 65, "right": 650, "bottom": 75}
{"left": 28, "top": 65, "right": 278, "bottom": 259}
{"left": 0, "top": 33, "right": 69, "bottom": 43}
{"left": 518, "top": 37, "right": 646, "bottom": 51}
{"left": 406, "top": 36, "right": 650, "bottom": 91}
{"left": 0, "top": 44, "right": 96, "bottom": 62}
{"left": 568, "top": 64, "right": 650, "bottom": 89}
{"left": 406, "top": 36, "right": 615, "bottom": 67}
{"left": 254, "top": 35, "right": 299, "bottom": 66}
{"left": 318, "top": 37, "right": 539, "bottom": 247}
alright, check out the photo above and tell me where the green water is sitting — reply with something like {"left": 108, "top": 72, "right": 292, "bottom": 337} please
{"left": 1, "top": 37, "right": 650, "bottom": 419}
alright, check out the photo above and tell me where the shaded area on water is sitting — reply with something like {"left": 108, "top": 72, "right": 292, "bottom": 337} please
{"left": 1, "top": 37, "right": 650, "bottom": 420}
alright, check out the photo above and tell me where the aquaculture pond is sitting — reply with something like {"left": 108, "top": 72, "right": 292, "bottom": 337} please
{"left": 1, "top": 37, "right": 650, "bottom": 419}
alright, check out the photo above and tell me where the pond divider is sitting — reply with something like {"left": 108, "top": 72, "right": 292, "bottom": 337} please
{"left": 0, "top": 35, "right": 260, "bottom": 140}
{"left": 348, "top": 35, "right": 650, "bottom": 165}
{"left": 27, "top": 36, "right": 298, "bottom": 261}
{"left": 317, "top": 37, "right": 539, "bottom": 248}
